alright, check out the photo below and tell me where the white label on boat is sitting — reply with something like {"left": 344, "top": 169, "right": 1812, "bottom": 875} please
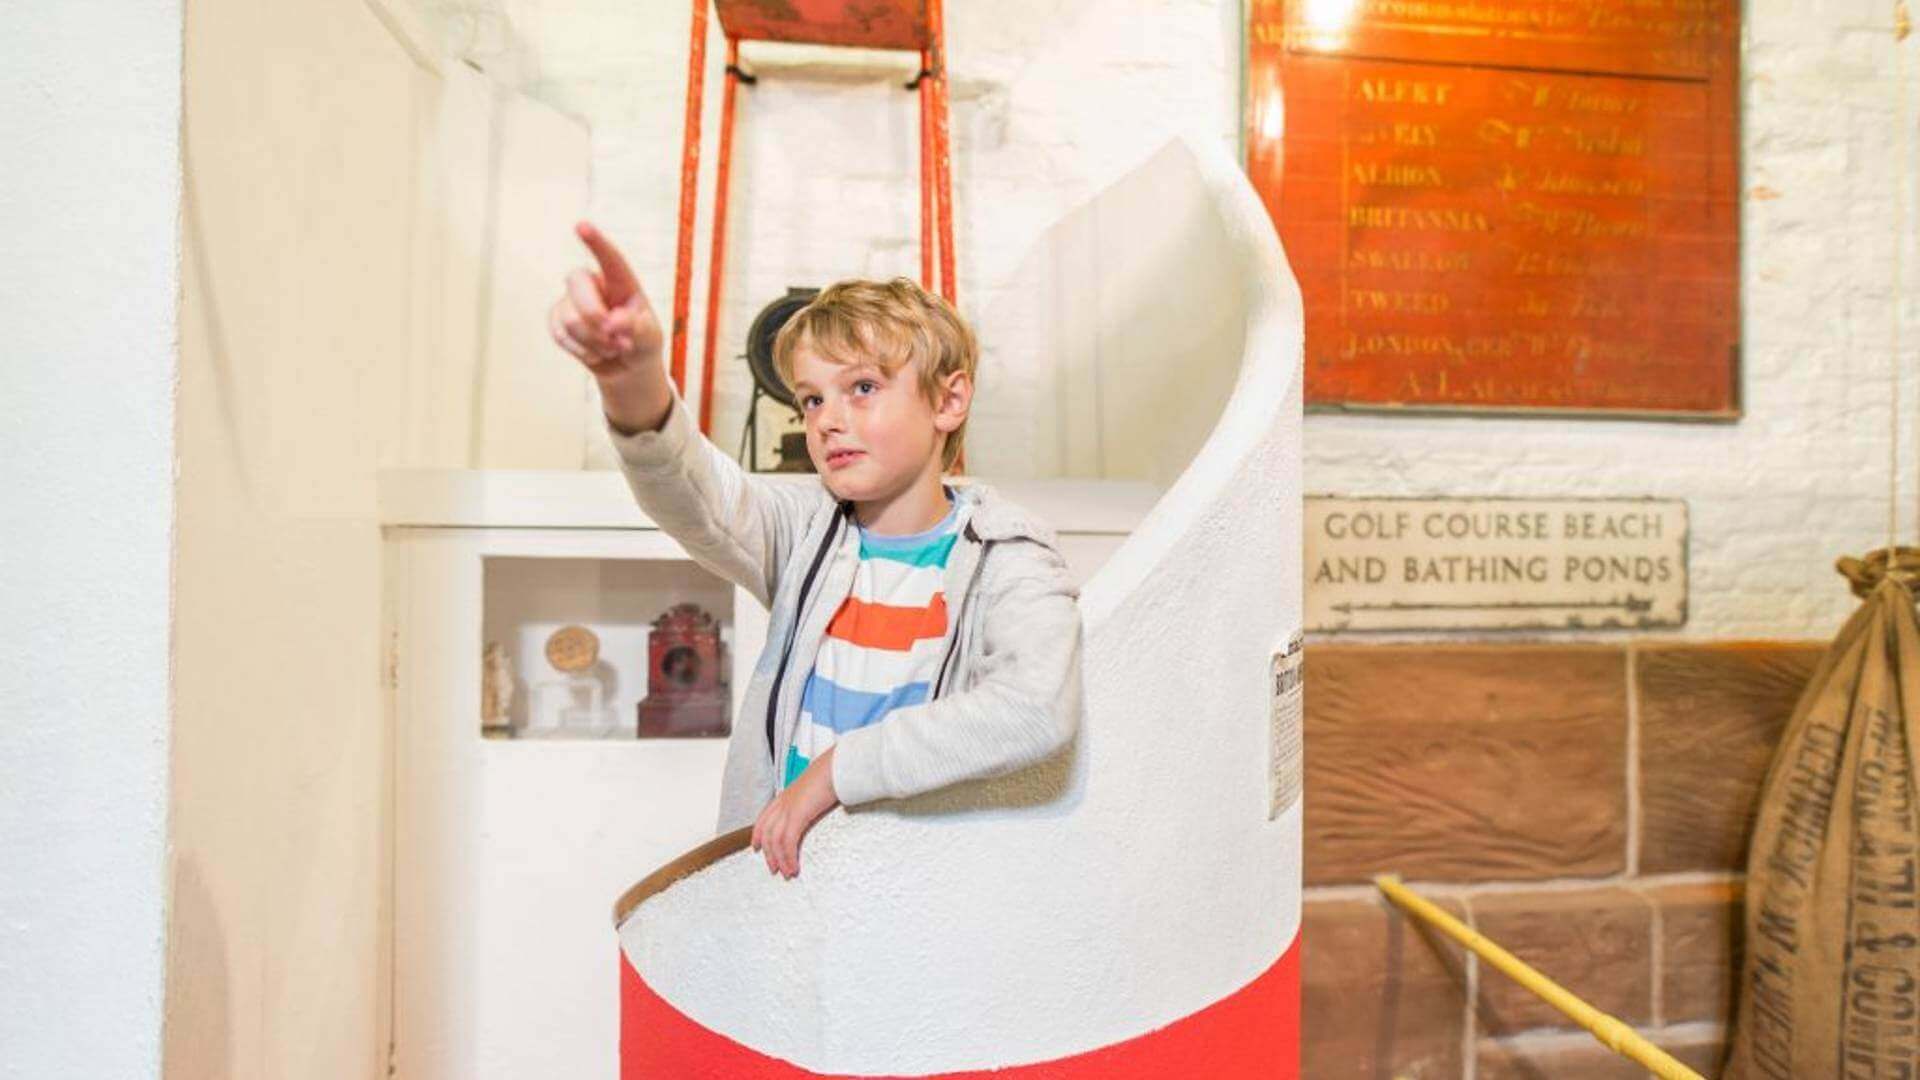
{"left": 1270, "top": 630, "right": 1304, "bottom": 820}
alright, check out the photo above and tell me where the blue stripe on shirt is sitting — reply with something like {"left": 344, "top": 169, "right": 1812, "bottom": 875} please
{"left": 799, "top": 671, "right": 931, "bottom": 733}
{"left": 783, "top": 746, "right": 811, "bottom": 787}
{"left": 858, "top": 529, "right": 961, "bottom": 567}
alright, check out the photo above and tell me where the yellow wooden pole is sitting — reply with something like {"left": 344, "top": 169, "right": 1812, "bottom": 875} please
{"left": 1373, "top": 875, "right": 1704, "bottom": 1080}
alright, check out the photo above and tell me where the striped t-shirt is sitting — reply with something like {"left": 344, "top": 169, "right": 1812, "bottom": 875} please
{"left": 781, "top": 486, "right": 971, "bottom": 790}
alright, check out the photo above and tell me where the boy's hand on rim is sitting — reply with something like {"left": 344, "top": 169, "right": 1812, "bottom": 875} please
{"left": 750, "top": 748, "right": 841, "bottom": 879}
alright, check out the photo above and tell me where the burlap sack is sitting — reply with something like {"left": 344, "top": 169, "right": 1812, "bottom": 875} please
{"left": 1724, "top": 563, "right": 1920, "bottom": 1079}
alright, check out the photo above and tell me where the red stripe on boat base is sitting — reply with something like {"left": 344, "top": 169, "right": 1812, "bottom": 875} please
{"left": 619, "top": 930, "right": 1300, "bottom": 1079}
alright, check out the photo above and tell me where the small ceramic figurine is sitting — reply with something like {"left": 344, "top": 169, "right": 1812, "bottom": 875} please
{"left": 481, "top": 640, "right": 516, "bottom": 737}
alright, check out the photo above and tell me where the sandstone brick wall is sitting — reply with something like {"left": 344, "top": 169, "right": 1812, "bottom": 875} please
{"left": 1301, "top": 641, "right": 1823, "bottom": 1078}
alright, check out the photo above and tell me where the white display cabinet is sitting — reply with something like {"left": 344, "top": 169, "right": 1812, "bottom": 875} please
{"left": 379, "top": 468, "right": 1157, "bottom": 1079}
{"left": 381, "top": 470, "right": 773, "bottom": 1080}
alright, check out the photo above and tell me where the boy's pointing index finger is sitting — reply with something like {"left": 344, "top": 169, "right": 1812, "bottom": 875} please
{"left": 576, "top": 221, "right": 640, "bottom": 307}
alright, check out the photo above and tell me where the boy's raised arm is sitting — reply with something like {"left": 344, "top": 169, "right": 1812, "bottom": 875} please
{"left": 829, "top": 543, "right": 1085, "bottom": 806}
{"left": 551, "top": 221, "right": 824, "bottom": 608}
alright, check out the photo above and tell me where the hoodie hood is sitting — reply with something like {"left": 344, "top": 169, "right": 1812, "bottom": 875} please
{"left": 950, "top": 480, "right": 1059, "bottom": 548}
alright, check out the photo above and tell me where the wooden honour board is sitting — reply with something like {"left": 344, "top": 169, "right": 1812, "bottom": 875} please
{"left": 1246, "top": 1, "right": 1741, "bottom": 418}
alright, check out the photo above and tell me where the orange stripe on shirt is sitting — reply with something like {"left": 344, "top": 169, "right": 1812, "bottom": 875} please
{"left": 825, "top": 592, "right": 948, "bottom": 652}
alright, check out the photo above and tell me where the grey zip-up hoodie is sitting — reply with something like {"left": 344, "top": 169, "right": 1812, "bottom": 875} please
{"left": 606, "top": 380, "right": 1085, "bottom": 835}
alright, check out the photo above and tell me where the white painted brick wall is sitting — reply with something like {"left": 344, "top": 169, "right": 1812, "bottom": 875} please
{"left": 411, "top": 0, "right": 1920, "bottom": 642}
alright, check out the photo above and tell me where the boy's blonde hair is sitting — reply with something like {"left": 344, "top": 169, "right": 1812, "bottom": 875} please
{"left": 772, "top": 276, "right": 976, "bottom": 473}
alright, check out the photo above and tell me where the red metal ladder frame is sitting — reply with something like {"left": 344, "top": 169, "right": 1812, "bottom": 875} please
{"left": 670, "top": 0, "right": 958, "bottom": 465}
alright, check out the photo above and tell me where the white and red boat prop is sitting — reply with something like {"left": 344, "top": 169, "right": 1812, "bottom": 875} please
{"left": 614, "top": 132, "right": 1307, "bottom": 1078}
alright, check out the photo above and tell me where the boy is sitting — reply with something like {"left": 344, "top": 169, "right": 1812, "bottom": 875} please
{"left": 548, "top": 221, "right": 1083, "bottom": 880}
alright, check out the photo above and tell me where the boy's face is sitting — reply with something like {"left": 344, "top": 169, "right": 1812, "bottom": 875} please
{"left": 789, "top": 342, "right": 967, "bottom": 504}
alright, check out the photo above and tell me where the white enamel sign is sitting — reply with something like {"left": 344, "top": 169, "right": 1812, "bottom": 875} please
{"left": 1306, "top": 497, "right": 1688, "bottom": 631}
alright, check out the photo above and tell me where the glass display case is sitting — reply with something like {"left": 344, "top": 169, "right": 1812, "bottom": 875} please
{"left": 481, "top": 555, "right": 736, "bottom": 739}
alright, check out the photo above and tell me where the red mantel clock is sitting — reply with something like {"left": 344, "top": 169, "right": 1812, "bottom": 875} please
{"left": 637, "top": 603, "right": 730, "bottom": 738}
